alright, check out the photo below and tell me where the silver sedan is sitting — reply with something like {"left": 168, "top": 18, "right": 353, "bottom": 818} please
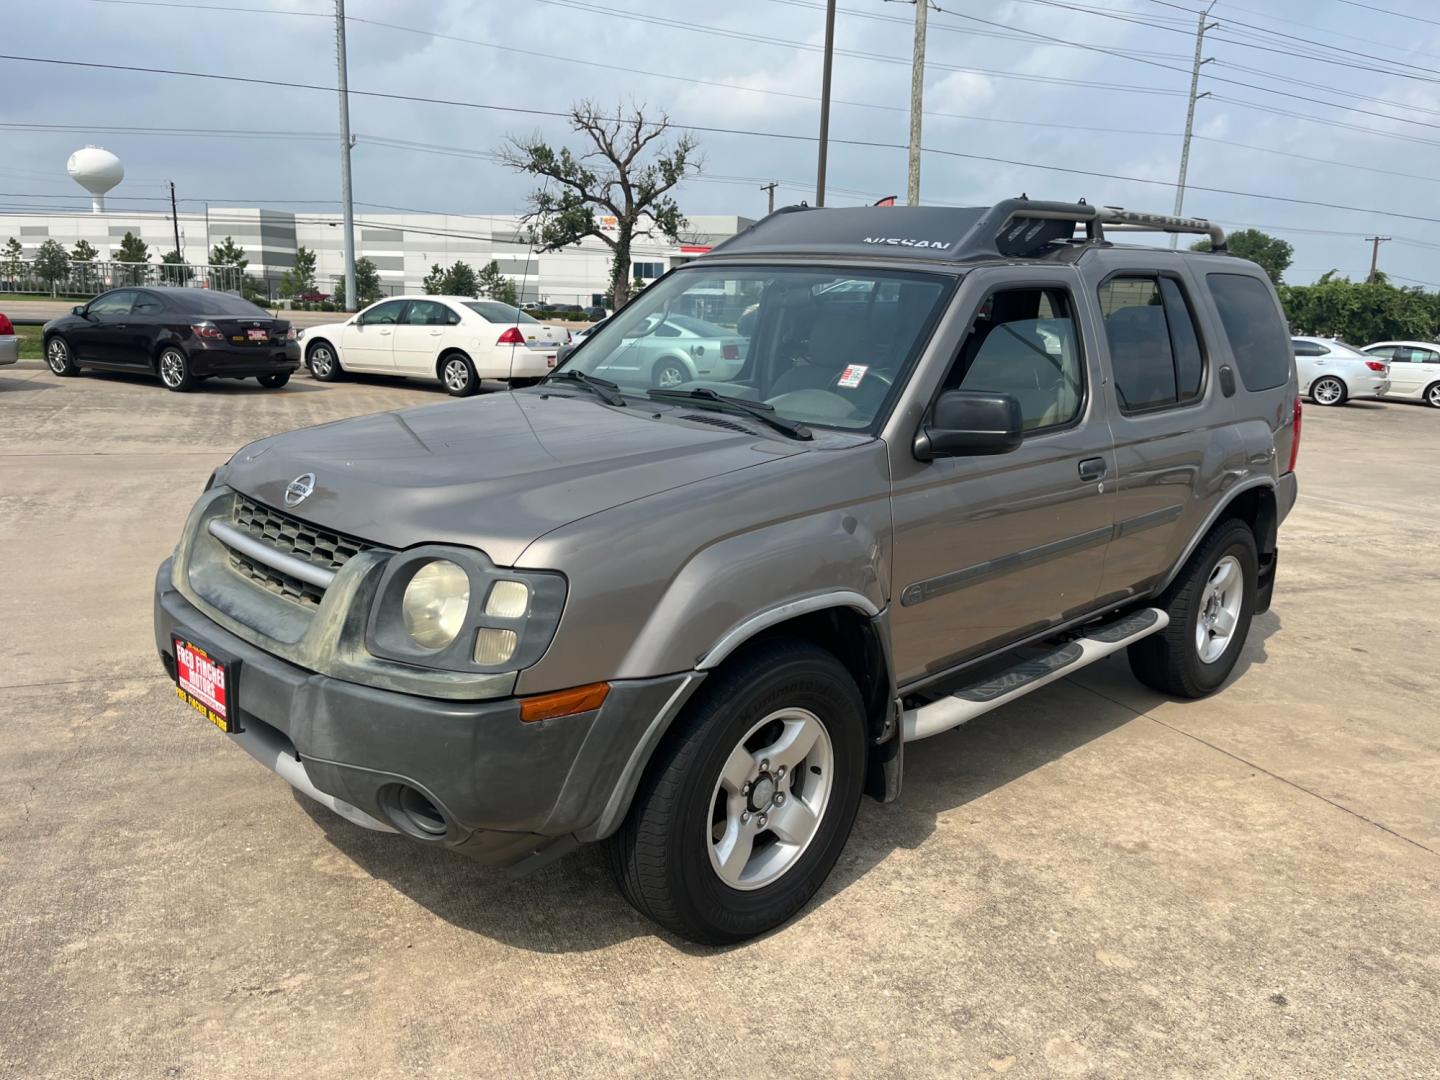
{"left": 1291, "top": 336, "right": 1390, "bottom": 406}
{"left": 588, "top": 314, "right": 749, "bottom": 389}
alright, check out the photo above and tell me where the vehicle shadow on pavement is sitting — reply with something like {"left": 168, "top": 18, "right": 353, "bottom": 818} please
{"left": 0, "top": 375, "right": 58, "bottom": 393}
{"left": 79, "top": 369, "right": 328, "bottom": 394}
{"left": 291, "top": 611, "right": 1282, "bottom": 955}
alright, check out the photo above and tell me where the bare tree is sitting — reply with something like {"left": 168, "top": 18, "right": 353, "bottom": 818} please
{"left": 500, "top": 101, "right": 698, "bottom": 308}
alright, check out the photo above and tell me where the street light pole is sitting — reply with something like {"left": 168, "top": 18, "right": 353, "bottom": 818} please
{"left": 906, "top": 0, "right": 928, "bottom": 206}
{"left": 815, "top": 0, "right": 837, "bottom": 207}
{"left": 1172, "top": 3, "right": 1217, "bottom": 248}
{"left": 335, "top": 0, "right": 357, "bottom": 309}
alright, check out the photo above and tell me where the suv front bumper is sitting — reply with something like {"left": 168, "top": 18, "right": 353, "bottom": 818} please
{"left": 154, "top": 559, "right": 698, "bottom": 867}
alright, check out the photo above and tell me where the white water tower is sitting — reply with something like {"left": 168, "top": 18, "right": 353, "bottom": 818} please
{"left": 67, "top": 146, "right": 125, "bottom": 212}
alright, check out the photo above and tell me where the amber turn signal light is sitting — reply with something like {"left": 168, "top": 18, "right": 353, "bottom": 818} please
{"left": 519, "top": 681, "right": 610, "bottom": 723}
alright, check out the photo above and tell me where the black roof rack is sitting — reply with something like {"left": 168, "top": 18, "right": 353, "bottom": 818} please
{"left": 706, "top": 198, "right": 1228, "bottom": 261}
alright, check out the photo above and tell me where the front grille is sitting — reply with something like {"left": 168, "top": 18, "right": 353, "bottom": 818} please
{"left": 226, "top": 495, "right": 373, "bottom": 606}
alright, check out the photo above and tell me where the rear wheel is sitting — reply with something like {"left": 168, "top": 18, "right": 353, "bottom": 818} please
{"left": 606, "top": 640, "right": 866, "bottom": 944}
{"left": 1310, "top": 376, "right": 1346, "bottom": 406}
{"left": 45, "top": 336, "right": 79, "bottom": 376}
{"left": 652, "top": 358, "right": 688, "bottom": 389}
{"left": 307, "top": 342, "right": 343, "bottom": 381}
{"left": 157, "top": 347, "right": 195, "bottom": 392}
{"left": 1425, "top": 381, "right": 1440, "bottom": 408}
{"left": 1128, "top": 518, "right": 1258, "bottom": 698}
{"left": 440, "top": 353, "right": 478, "bottom": 396}
{"left": 257, "top": 372, "right": 290, "bottom": 388}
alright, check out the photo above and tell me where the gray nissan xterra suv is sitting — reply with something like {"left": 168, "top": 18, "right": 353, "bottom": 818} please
{"left": 155, "top": 199, "right": 1299, "bottom": 944}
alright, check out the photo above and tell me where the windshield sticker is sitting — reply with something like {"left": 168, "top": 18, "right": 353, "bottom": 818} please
{"left": 837, "top": 364, "right": 868, "bottom": 389}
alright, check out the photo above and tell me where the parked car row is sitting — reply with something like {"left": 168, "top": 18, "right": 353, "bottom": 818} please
{"left": 1292, "top": 336, "right": 1440, "bottom": 408}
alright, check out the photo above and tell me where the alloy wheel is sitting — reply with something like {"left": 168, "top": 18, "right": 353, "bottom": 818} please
{"left": 310, "top": 346, "right": 333, "bottom": 377}
{"left": 655, "top": 362, "right": 686, "bottom": 389}
{"left": 1428, "top": 384, "right": 1440, "bottom": 408}
{"left": 707, "top": 707, "right": 835, "bottom": 891}
{"left": 1196, "top": 555, "right": 1244, "bottom": 664}
{"left": 443, "top": 358, "right": 471, "bottom": 392}
{"left": 46, "top": 338, "right": 69, "bottom": 373}
{"left": 1312, "top": 377, "right": 1343, "bottom": 406}
{"left": 159, "top": 350, "right": 186, "bottom": 388}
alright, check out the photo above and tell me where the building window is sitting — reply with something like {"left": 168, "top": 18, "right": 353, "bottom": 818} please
{"left": 632, "top": 261, "right": 664, "bottom": 279}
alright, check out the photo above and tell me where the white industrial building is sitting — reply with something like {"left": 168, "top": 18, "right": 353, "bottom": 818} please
{"left": 0, "top": 206, "right": 752, "bottom": 305}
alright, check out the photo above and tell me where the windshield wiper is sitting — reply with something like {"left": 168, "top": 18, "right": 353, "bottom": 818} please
{"left": 648, "top": 387, "right": 812, "bottom": 441}
{"left": 543, "top": 369, "right": 626, "bottom": 406}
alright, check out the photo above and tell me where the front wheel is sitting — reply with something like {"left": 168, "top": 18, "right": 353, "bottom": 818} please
{"left": 440, "top": 353, "right": 479, "bottom": 396}
{"left": 1128, "top": 518, "right": 1258, "bottom": 698}
{"left": 307, "top": 342, "right": 343, "bottom": 381}
{"left": 606, "top": 640, "right": 866, "bottom": 944}
{"left": 257, "top": 372, "right": 290, "bottom": 388}
{"left": 1310, "top": 376, "right": 1346, "bottom": 406}
{"left": 157, "top": 347, "right": 195, "bottom": 392}
{"left": 46, "top": 336, "right": 79, "bottom": 376}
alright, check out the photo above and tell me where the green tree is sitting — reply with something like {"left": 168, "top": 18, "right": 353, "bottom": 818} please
{"left": 278, "top": 245, "right": 318, "bottom": 299}
{"left": 441, "top": 260, "right": 479, "bottom": 297}
{"left": 1279, "top": 272, "right": 1440, "bottom": 343}
{"left": 422, "top": 263, "right": 447, "bottom": 294}
{"left": 114, "top": 232, "right": 150, "bottom": 285}
{"left": 210, "top": 236, "right": 247, "bottom": 270}
{"left": 333, "top": 257, "right": 382, "bottom": 309}
{"left": 70, "top": 238, "right": 100, "bottom": 293}
{"left": 34, "top": 239, "right": 71, "bottom": 296}
{"left": 500, "top": 101, "right": 697, "bottom": 308}
{"left": 1191, "top": 228, "right": 1293, "bottom": 285}
{"left": 160, "top": 249, "right": 191, "bottom": 287}
{"left": 475, "top": 260, "right": 518, "bottom": 305}
{"left": 1, "top": 237, "right": 23, "bottom": 289}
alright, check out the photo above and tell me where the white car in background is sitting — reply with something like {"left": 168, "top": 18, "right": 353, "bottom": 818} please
{"left": 298, "top": 296, "right": 570, "bottom": 396}
{"left": 1290, "top": 336, "right": 1390, "bottom": 406}
{"left": 1360, "top": 341, "right": 1440, "bottom": 408}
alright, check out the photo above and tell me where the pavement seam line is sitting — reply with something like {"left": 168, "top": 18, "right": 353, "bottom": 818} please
{"left": 0, "top": 674, "right": 172, "bottom": 691}
{"left": 1073, "top": 680, "right": 1440, "bottom": 860}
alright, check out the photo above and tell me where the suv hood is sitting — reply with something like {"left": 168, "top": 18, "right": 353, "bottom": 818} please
{"left": 219, "top": 391, "right": 808, "bottom": 565}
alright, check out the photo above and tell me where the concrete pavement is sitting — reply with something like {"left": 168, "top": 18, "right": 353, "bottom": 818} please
{"left": 2, "top": 367, "right": 1437, "bottom": 1078}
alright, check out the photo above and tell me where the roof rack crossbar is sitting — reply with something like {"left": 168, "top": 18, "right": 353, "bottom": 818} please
{"left": 1092, "top": 207, "right": 1226, "bottom": 252}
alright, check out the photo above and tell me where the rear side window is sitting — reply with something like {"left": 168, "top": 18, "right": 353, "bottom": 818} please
{"left": 1292, "top": 340, "right": 1327, "bottom": 357}
{"left": 1206, "top": 273, "right": 1291, "bottom": 390}
{"left": 1097, "top": 275, "right": 1206, "bottom": 412}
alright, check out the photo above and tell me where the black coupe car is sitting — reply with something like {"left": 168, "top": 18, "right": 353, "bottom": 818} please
{"left": 43, "top": 287, "right": 301, "bottom": 392}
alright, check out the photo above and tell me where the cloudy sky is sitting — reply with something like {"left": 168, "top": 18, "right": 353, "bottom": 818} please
{"left": 4, "top": 0, "right": 1440, "bottom": 285}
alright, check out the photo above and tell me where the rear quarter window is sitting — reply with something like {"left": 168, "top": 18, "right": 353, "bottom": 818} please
{"left": 1205, "top": 273, "right": 1292, "bottom": 391}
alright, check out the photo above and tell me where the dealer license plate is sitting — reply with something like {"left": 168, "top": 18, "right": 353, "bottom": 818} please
{"left": 173, "top": 635, "right": 241, "bottom": 733}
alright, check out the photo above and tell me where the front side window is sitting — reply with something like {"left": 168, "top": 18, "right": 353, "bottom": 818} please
{"left": 88, "top": 290, "right": 136, "bottom": 316}
{"left": 1205, "top": 272, "right": 1292, "bottom": 391}
{"left": 941, "top": 287, "right": 1084, "bottom": 432}
{"left": 1098, "top": 275, "right": 1206, "bottom": 413}
{"left": 360, "top": 300, "right": 407, "bottom": 326}
{"left": 562, "top": 265, "right": 952, "bottom": 430}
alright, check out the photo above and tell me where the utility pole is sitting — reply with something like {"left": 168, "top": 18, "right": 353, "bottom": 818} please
{"left": 1172, "top": 2, "right": 1217, "bottom": 248}
{"left": 760, "top": 181, "right": 778, "bottom": 215}
{"left": 816, "top": 0, "right": 837, "bottom": 207}
{"left": 1366, "top": 236, "right": 1391, "bottom": 282}
{"left": 335, "top": 0, "right": 357, "bottom": 309}
{"left": 169, "top": 181, "right": 181, "bottom": 261}
{"left": 907, "top": 0, "right": 928, "bottom": 206}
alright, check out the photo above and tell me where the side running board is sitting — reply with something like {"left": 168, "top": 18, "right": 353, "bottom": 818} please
{"left": 902, "top": 608, "right": 1169, "bottom": 743}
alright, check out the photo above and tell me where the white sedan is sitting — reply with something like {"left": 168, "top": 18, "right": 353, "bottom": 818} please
{"left": 1361, "top": 341, "right": 1440, "bottom": 408}
{"left": 298, "top": 296, "right": 570, "bottom": 395}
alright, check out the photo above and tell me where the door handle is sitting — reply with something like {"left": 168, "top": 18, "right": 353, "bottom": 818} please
{"left": 379, "top": 329, "right": 391, "bottom": 335}
{"left": 428, "top": 330, "right": 443, "bottom": 336}
{"left": 1078, "top": 457, "right": 1107, "bottom": 482}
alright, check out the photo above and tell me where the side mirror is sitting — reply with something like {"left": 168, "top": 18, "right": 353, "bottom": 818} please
{"left": 914, "top": 390, "right": 1024, "bottom": 460}
{"left": 72, "top": 305, "right": 87, "bottom": 317}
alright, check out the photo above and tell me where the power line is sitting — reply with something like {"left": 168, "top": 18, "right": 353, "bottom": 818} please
{"left": 1331, "top": 0, "right": 1440, "bottom": 28}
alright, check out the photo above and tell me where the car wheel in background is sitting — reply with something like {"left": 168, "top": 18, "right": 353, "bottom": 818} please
{"left": 440, "top": 353, "right": 479, "bottom": 397}
{"left": 1310, "top": 376, "right": 1346, "bottom": 406}
{"left": 1128, "top": 518, "right": 1258, "bottom": 699}
{"left": 158, "top": 347, "right": 196, "bottom": 392}
{"left": 652, "top": 358, "right": 687, "bottom": 389}
{"left": 45, "top": 336, "right": 79, "bottom": 376}
{"left": 307, "top": 342, "right": 343, "bottom": 381}
{"left": 606, "top": 639, "right": 866, "bottom": 944}
{"left": 1425, "top": 382, "right": 1440, "bottom": 408}
{"left": 257, "top": 373, "right": 290, "bottom": 389}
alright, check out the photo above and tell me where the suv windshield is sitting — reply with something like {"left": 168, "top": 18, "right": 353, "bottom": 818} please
{"left": 558, "top": 265, "right": 952, "bottom": 430}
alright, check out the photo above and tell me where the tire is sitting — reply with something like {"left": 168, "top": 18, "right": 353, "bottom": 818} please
{"left": 306, "top": 341, "right": 343, "bottom": 381}
{"left": 652, "top": 358, "right": 688, "bottom": 389}
{"left": 1310, "top": 376, "right": 1347, "bottom": 406}
{"left": 439, "top": 353, "right": 479, "bottom": 396}
{"left": 157, "top": 347, "right": 196, "bottom": 392}
{"left": 605, "top": 639, "right": 867, "bottom": 945}
{"left": 257, "top": 372, "right": 290, "bottom": 388}
{"left": 1425, "top": 382, "right": 1440, "bottom": 408}
{"left": 1128, "top": 518, "right": 1258, "bottom": 698}
{"left": 45, "top": 335, "right": 79, "bottom": 376}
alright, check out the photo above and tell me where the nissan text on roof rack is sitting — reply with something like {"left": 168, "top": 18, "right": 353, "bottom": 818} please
{"left": 155, "top": 198, "right": 1300, "bottom": 944}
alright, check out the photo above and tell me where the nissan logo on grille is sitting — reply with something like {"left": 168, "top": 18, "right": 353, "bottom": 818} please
{"left": 284, "top": 472, "right": 316, "bottom": 507}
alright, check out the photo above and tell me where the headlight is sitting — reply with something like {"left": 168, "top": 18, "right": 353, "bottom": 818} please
{"left": 402, "top": 560, "right": 470, "bottom": 648}
{"left": 366, "top": 546, "right": 567, "bottom": 673}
